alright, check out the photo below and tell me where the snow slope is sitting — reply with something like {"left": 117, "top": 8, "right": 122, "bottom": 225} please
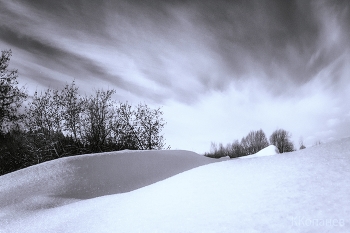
{"left": 240, "top": 145, "right": 280, "bottom": 159}
{"left": 0, "top": 150, "right": 214, "bottom": 224}
{"left": 1, "top": 138, "right": 350, "bottom": 232}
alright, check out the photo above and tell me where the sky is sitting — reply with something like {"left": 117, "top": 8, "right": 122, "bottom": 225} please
{"left": 1, "top": 0, "right": 350, "bottom": 154}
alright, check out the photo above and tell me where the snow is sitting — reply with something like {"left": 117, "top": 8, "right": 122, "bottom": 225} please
{"left": 1, "top": 138, "right": 350, "bottom": 232}
{"left": 240, "top": 145, "right": 280, "bottom": 159}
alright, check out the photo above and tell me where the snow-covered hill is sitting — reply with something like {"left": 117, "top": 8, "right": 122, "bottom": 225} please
{"left": 1, "top": 138, "right": 350, "bottom": 232}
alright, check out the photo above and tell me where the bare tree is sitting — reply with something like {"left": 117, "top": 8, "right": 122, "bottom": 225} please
{"left": 269, "top": 129, "right": 295, "bottom": 153}
{"left": 25, "top": 88, "right": 65, "bottom": 159}
{"left": 81, "top": 89, "right": 116, "bottom": 152}
{"left": 254, "top": 129, "right": 269, "bottom": 151}
{"left": 114, "top": 102, "right": 140, "bottom": 150}
{"left": 115, "top": 102, "right": 168, "bottom": 150}
{"left": 135, "top": 104, "right": 167, "bottom": 150}
{"left": 205, "top": 141, "right": 225, "bottom": 158}
{"left": 240, "top": 136, "right": 250, "bottom": 155}
{"left": 60, "top": 80, "right": 84, "bottom": 141}
{"left": 0, "top": 49, "right": 27, "bottom": 132}
{"left": 209, "top": 141, "right": 218, "bottom": 155}
{"left": 241, "top": 129, "right": 269, "bottom": 155}
{"left": 25, "top": 88, "right": 63, "bottom": 135}
{"left": 229, "top": 140, "right": 245, "bottom": 158}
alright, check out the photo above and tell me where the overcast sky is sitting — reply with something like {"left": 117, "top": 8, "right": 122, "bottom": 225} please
{"left": 1, "top": 0, "right": 350, "bottom": 154}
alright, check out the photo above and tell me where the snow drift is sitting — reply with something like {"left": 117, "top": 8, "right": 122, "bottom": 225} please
{"left": 1, "top": 138, "right": 350, "bottom": 232}
{"left": 0, "top": 150, "right": 214, "bottom": 221}
{"left": 240, "top": 145, "right": 280, "bottom": 159}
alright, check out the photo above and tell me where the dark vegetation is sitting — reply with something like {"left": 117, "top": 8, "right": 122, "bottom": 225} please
{"left": 205, "top": 128, "right": 296, "bottom": 159}
{"left": 0, "top": 50, "right": 169, "bottom": 175}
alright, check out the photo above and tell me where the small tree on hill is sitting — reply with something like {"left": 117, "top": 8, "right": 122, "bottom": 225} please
{"left": 299, "top": 137, "right": 306, "bottom": 150}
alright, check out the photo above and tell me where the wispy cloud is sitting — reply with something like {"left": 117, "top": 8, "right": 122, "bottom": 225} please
{"left": 2, "top": 0, "right": 350, "bottom": 98}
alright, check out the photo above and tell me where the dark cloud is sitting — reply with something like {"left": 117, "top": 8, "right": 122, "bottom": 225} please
{"left": 191, "top": 1, "right": 320, "bottom": 82}
{"left": 186, "top": 0, "right": 350, "bottom": 94}
{"left": 0, "top": 26, "right": 149, "bottom": 98}
{"left": 14, "top": 0, "right": 108, "bottom": 36}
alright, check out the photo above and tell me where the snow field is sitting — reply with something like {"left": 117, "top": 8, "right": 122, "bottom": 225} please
{"left": 1, "top": 138, "right": 350, "bottom": 232}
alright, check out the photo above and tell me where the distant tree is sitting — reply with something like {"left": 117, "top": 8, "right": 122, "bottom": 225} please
{"left": 205, "top": 129, "right": 270, "bottom": 159}
{"left": 269, "top": 129, "right": 295, "bottom": 153}
{"left": 299, "top": 137, "right": 306, "bottom": 150}
{"left": 240, "top": 136, "right": 250, "bottom": 155}
{"left": 224, "top": 142, "right": 232, "bottom": 157}
{"left": 0, "top": 49, "right": 27, "bottom": 133}
{"left": 241, "top": 129, "right": 269, "bottom": 155}
{"left": 209, "top": 142, "right": 218, "bottom": 154}
{"left": 314, "top": 140, "right": 322, "bottom": 146}
{"left": 205, "top": 139, "right": 247, "bottom": 159}
{"left": 218, "top": 143, "right": 226, "bottom": 157}
{"left": 205, "top": 142, "right": 225, "bottom": 158}
{"left": 229, "top": 140, "right": 245, "bottom": 158}
{"left": 254, "top": 129, "right": 269, "bottom": 151}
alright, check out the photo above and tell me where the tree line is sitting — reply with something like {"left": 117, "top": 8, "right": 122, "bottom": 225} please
{"left": 205, "top": 128, "right": 297, "bottom": 159}
{"left": 0, "top": 50, "right": 169, "bottom": 175}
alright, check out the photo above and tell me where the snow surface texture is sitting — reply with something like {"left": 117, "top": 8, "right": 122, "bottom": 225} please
{"left": 1, "top": 139, "right": 350, "bottom": 232}
{"left": 240, "top": 145, "right": 280, "bottom": 159}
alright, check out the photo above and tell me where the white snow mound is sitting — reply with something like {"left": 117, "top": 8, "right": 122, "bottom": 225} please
{"left": 240, "top": 145, "right": 280, "bottom": 159}
{"left": 0, "top": 150, "right": 214, "bottom": 222}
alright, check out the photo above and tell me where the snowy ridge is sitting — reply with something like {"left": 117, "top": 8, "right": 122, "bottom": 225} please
{"left": 1, "top": 138, "right": 350, "bottom": 232}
